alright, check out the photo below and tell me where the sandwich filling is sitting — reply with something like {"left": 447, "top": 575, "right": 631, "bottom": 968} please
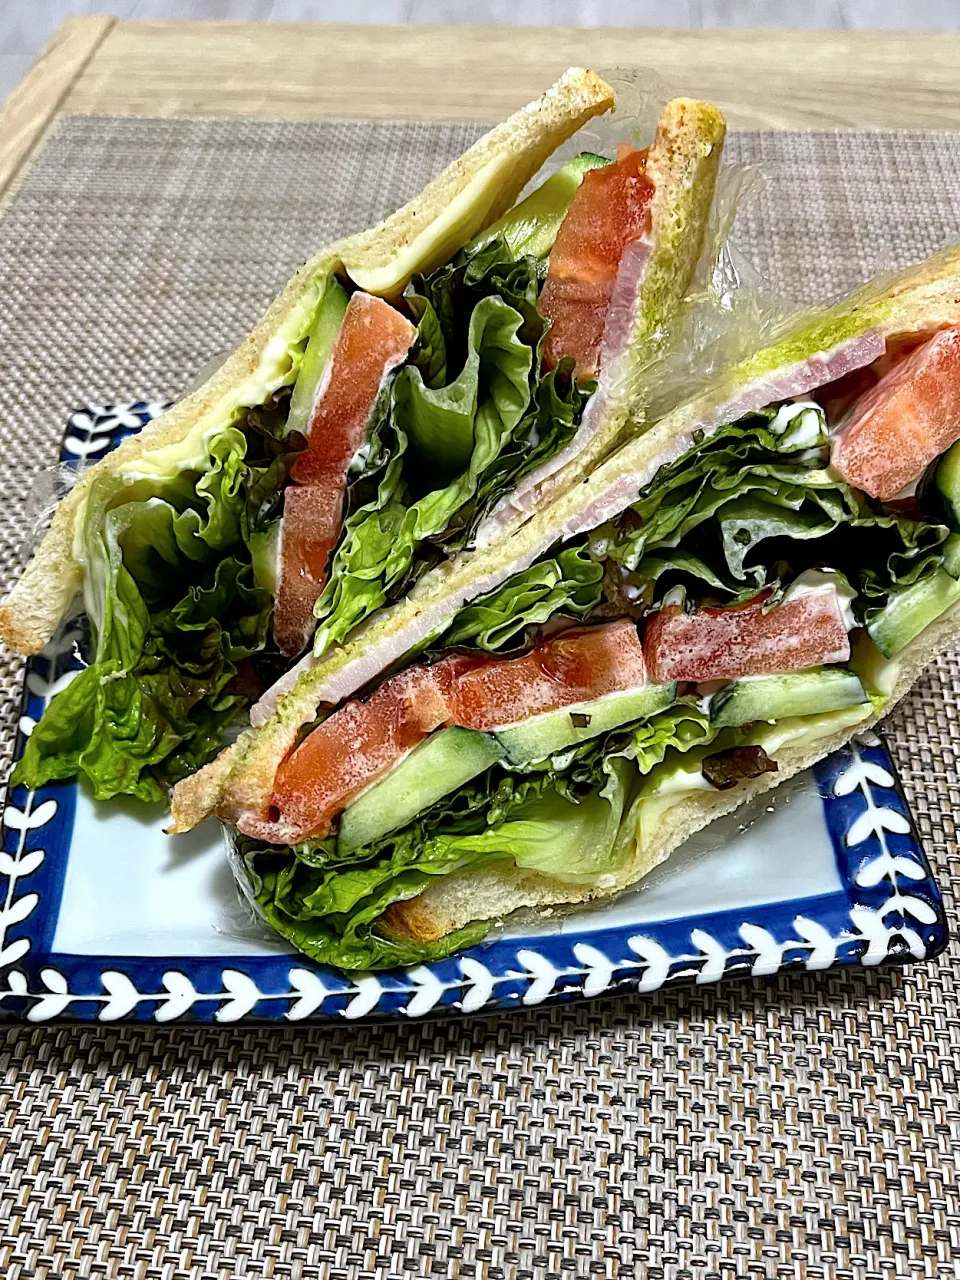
{"left": 240, "top": 330, "right": 960, "bottom": 970}
{"left": 14, "top": 147, "right": 658, "bottom": 803}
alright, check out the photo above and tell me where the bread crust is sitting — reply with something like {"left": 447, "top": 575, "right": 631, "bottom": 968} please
{"left": 0, "top": 67, "right": 615, "bottom": 658}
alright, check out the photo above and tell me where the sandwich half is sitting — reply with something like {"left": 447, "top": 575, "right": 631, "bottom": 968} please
{"left": 175, "top": 243, "right": 960, "bottom": 971}
{"left": 2, "top": 70, "right": 726, "bottom": 805}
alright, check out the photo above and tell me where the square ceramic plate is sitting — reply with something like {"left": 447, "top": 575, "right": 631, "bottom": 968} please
{"left": 0, "top": 405, "right": 949, "bottom": 1024}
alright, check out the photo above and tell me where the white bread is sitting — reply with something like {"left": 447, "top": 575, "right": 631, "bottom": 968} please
{"left": 0, "top": 67, "right": 616, "bottom": 657}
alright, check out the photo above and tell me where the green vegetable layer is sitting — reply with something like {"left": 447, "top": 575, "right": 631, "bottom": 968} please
{"left": 598, "top": 404, "right": 950, "bottom": 624}
{"left": 310, "top": 237, "right": 591, "bottom": 658}
{"left": 244, "top": 701, "right": 717, "bottom": 971}
{"left": 435, "top": 401, "right": 952, "bottom": 652}
{"left": 14, "top": 396, "right": 304, "bottom": 802}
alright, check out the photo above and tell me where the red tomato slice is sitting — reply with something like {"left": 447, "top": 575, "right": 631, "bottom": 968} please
{"left": 270, "top": 621, "right": 647, "bottom": 840}
{"left": 273, "top": 486, "right": 346, "bottom": 659}
{"left": 274, "top": 292, "right": 416, "bottom": 656}
{"left": 831, "top": 327, "right": 960, "bottom": 501}
{"left": 539, "top": 146, "right": 654, "bottom": 381}
{"left": 292, "top": 292, "right": 416, "bottom": 485}
{"left": 448, "top": 619, "right": 647, "bottom": 730}
{"left": 271, "top": 665, "right": 453, "bottom": 841}
{"left": 643, "top": 590, "right": 850, "bottom": 684}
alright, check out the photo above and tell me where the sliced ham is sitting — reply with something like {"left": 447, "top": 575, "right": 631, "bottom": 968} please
{"left": 540, "top": 145, "right": 654, "bottom": 381}
{"left": 830, "top": 327, "right": 960, "bottom": 501}
{"left": 474, "top": 328, "right": 886, "bottom": 553}
{"left": 273, "top": 292, "right": 416, "bottom": 657}
{"left": 695, "top": 330, "right": 887, "bottom": 439}
{"left": 643, "top": 588, "right": 850, "bottom": 684}
{"left": 269, "top": 620, "right": 647, "bottom": 841}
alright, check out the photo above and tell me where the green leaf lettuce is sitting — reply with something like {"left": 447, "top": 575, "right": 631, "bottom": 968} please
{"left": 310, "top": 239, "right": 590, "bottom": 658}
{"left": 13, "top": 397, "right": 301, "bottom": 801}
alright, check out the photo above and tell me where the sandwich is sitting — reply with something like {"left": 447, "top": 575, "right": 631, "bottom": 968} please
{"left": 171, "top": 243, "right": 960, "bottom": 971}
{"left": 1, "top": 69, "right": 726, "bottom": 806}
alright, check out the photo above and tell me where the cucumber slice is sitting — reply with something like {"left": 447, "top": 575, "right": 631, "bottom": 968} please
{"left": 249, "top": 520, "right": 281, "bottom": 596}
{"left": 466, "top": 152, "right": 611, "bottom": 261}
{"left": 936, "top": 438, "right": 960, "bottom": 531}
{"left": 710, "top": 668, "right": 868, "bottom": 729}
{"left": 337, "top": 727, "right": 502, "bottom": 855}
{"left": 494, "top": 683, "right": 677, "bottom": 765}
{"left": 286, "top": 275, "right": 350, "bottom": 436}
{"left": 867, "top": 567, "right": 960, "bottom": 658}
{"left": 943, "top": 532, "right": 960, "bottom": 579}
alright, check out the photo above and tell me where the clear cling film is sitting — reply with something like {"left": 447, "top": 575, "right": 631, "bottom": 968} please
{"left": 527, "top": 66, "right": 776, "bottom": 440}
{"left": 19, "top": 463, "right": 78, "bottom": 568}
{"left": 628, "top": 162, "right": 794, "bottom": 428}
{"left": 542, "top": 65, "right": 667, "bottom": 179}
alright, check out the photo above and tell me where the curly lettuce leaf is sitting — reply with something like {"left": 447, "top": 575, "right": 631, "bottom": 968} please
{"left": 311, "top": 240, "right": 588, "bottom": 658}
{"left": 246, "top": 831, "right": 490, "bottom": 972}
{"left": 436, "top": 402, "right": 950, "bottom": 667}
{"left": 404, "top": 293, "right": 447, "bottom": 390}
{"left": 399, "top": 757, "right": 631, "bottom": 885}
{"left": 397, "top": 293, "right": 533, "bottom": 487}
{"left": 13, "top": 398, "right": 297, "bottom": 802}
{"left": 440, "top": 543, "right": 603, "bottom": 652}
{"left": 241, "top": 701, "right": 713, "bottom": 972}
{"left": 599, "top": 404, "right": 950, "bottom": 622}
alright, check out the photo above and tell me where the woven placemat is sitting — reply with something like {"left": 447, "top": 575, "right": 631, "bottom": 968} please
{"left": 2, "top": 117, "right": 960, "bottom": 1280}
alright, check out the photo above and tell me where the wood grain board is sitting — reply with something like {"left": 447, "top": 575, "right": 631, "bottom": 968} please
{"left": 0, "top": 15, "right": 114, "bottom": 200}
{"left": 1, "top": 18, "right": 960, "bottom": 203}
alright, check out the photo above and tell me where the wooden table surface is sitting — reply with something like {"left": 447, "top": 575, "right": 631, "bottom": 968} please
{"left": 1, "top": 16, "right": 959, "bottom": 203}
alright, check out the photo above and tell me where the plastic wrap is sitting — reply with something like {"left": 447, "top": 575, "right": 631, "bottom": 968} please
{"left": 634, "top": 162, "right": 796, "bottom": 424}
{"left": 588, "top": 70, "right": 768, "bottom": 418}
{"left": 543, "top": 65, "right": 667, "bottom": 178}
{"left": 18, "top": 462, "right": 79, "bottom": 568}
{"left": 219, "top": 824, "right": 290, "bottom": 948}
{"left": 631, "top": 181, "right": 960, "bottom": 427}
{"left": 545, "top": 68, "right": 780, "bottom": 424}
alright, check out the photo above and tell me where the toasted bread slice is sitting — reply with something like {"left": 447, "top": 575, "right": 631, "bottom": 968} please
{"left": 169, "top": 96, "right": 728, "bottom": 836}
{"left": 474, "top": 97, "right": 727, "bottom": 531}
{"left": 0, "top": 67, "right": 615, "bottom": 658}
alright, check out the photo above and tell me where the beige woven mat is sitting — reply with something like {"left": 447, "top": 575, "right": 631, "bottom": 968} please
{"left": 2, "top": 118, "right": 960, "bottom": 1279}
